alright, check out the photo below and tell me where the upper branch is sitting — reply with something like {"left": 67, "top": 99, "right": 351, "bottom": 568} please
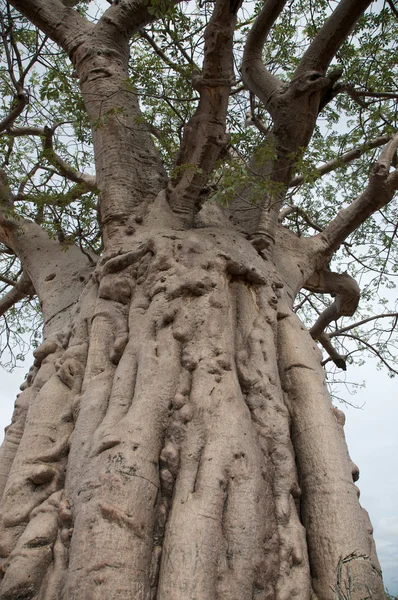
{"left": 167, "top": 0, "right": 242, "bottom": 225}
{"left": 42, "top": 126, "right": 97, "bottom": 189}
{"left": 8, "top": 0, "right": 92, "bottom": 55}
{"left": 0, "top": 271, "right": 34, "bottom": 318}
{"left": 95, "top": 0, "right": 182, "bottom": 46}
{"left": 294, "top": 0, "right": 373, "bottom": 77}
{"left": 289, "top": 135, "right": 393, "bottom": 188}
{"left": 241, "top": 0, "right": 286, "bottom": 112}
{"left": 2, "top": 126, "right": 97, "bottom": 191}
{"left": 0, "top": 167, "right": 94, "bottom": 336}
{"left": 319, "top": 133, "right": 398, "bottom": 255}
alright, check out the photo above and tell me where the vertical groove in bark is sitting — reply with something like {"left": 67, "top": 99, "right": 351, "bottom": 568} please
{"left": 0, "top": 384, "right": 34, "bottom": 503}
{"left": 157, "top": 258, "right": 270, "bottom": 600}
{"left": 277, "top": 305, "right": 386, "bottom": 600}
{"left": 64, "top": 237, "right": 182, "bottom": 597}
{"left": 0, "top": 277, "right": 95, "bottom": 598}
{"left": 0, "top": 338, "right": 83, "bottom": 598}
{"left": 234, "top": 280, "right": 312, "bottom": 599}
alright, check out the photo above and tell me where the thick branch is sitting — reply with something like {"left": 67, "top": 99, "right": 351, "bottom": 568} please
{"left": 241, "top": 0, "right": 286, "bottom": 112}
{"left": 167, "top": 0, "right": 241, "bottom": 224}
{"left": 305, "top": 269, "right": 360, "bottom": 340}
{"left": 0, "top": 271, "right": 34, "bottom": 317}
{"left": 95, "top": 0, "right": 181, "bottom": 46}
{"left": 289, "top": 135, "right": 392, "bottom": 188}
{"left": 0, "top": 167, "right": 93, "bottom": 335}
{"left": 294, "top": 0, "right": 373, "bottom": 77}
{"left": 8, "top": 0, "right": 92, "bottom": 54}
{"left": 319, "top": 133, "right": 398, "bottom": 253}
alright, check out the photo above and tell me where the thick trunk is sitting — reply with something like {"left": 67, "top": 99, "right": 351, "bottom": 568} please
{"left": 0, "top": 226, "right": 385, "bottom": 600}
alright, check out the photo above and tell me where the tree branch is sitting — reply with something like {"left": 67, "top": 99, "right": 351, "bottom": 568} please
{"left": 278, "top": 205, "right": 323, "bottom": 233}
{"left": 337, "top": 332, "right": 398, "bottom": 376}
{"left": 140, "top": 30, "right": 186, "bottom": 75}
{"left": 42, "top": 126, "right": 97, "bottom": 189}
{"left": 294, "top": 0, "right": 373, "bottom": 77}
{"left": 3, "top": 126, "right": 97, "bottom": 190}
{"left": 386, "top": 0, "right": 398, "bottom": 20}
{"left": 289, "top": 135, "right": 392, "bottom": 188}
{"left": 0, "top": 271, "right": 34, "bottom": 318}
{"left": 167, "top": 0, "right": 241, "bottom": 224}
{"left": 95, "top": 0, "right": 181, "bottom": 45}
{"left": 0, "top": 91, "right": 29, "bottom": 134}
{"left": 8, "top": 0, "right": 92, "bottom": 54}
{"left": 241, "top": 0, "right": 286, "bottom": 113}
{"left": 0, "top": 273, "right": 18, "bottom": 287}
{"left": 317, "top": 332, "right": 347, "bottom": 370}
{"left": 305, "top": 269, "right": 360, "bottom": 341}
{"left": 0, "top": 167, "right": 94, "bottom": 336}
{"left": 353, "top": 90, "right": 398, "bottom": 100}
{"left": 329, "top": 312, "right": 398, "bottom": 338}
{"left": 319, "top": 133, "right": 398, "bottom": 254}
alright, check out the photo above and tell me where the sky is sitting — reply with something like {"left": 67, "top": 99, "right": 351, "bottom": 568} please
{"left": 0, "top": 356, "right": 397, "bottom": 594}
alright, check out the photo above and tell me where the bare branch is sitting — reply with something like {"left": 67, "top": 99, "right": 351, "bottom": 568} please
{"left": 353, "top": 90, "right": 398, "bottom": 100}
{"left": 329, "top": 312, "right": 398, "bottom": 338}
{"left": 0, "top": 271, "right": 34, "bottom": 318}
{"left": 162, "top": 19, "right": 197, "bottom": 68}
{"left": 337, "top": 332, "right": 398, "bottom": 376}
{"left": 289, "top": 135, "right": 392, "bottom": 188}
{"left": 294, "top": 0, "right": 373, "bottom": 77}
{"left": 279, "top": 206, "right": 323, "bottom": 233}
{"left": 42, "top": 126, "right": 97, "bottom": 189}
{"left": 1, "top": 126, "right": 43, "bottom": 138}
{"left": 140, "top": 30, "right": 186, "bottom": 75}
{"left": 318, "top": 332, "right": 347, "bottom": 370}
{"left": 241, "top": 0, "right": 286, "bottom": 112}
{"left": 3, "top": 126, "right": 97, "bottom": 190}
{"left": 0, "top": 273, "right": 18, "bottom": 287}
{"left": 319, "top": 133, "right": 398, "bottom": 254}
{"left": 386, "top": 0, "right": 398, "bottom": 20}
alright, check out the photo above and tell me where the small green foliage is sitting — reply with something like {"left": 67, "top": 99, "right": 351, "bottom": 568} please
{"left": 146, "top": 0, "right": 174, "bottom": 18}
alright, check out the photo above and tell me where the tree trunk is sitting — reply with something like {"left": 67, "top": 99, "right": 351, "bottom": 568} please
{"left": 0, "top": 219, "right": 385, "bottom": 600}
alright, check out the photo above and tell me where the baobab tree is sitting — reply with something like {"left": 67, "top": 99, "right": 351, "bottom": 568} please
{"left": 0, "top": 0, "right": 397, "bottom": 598}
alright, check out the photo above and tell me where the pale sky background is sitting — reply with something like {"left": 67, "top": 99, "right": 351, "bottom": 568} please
{"left": 0, "top": 356, "right": 397, "bottom": 593}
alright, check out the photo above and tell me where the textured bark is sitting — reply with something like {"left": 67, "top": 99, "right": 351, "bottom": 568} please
{"left": 0, "top": 222, "right": 385, "bottom": 599}
{"left": 0, "top": 1, "right": 391, "bottom": 598}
